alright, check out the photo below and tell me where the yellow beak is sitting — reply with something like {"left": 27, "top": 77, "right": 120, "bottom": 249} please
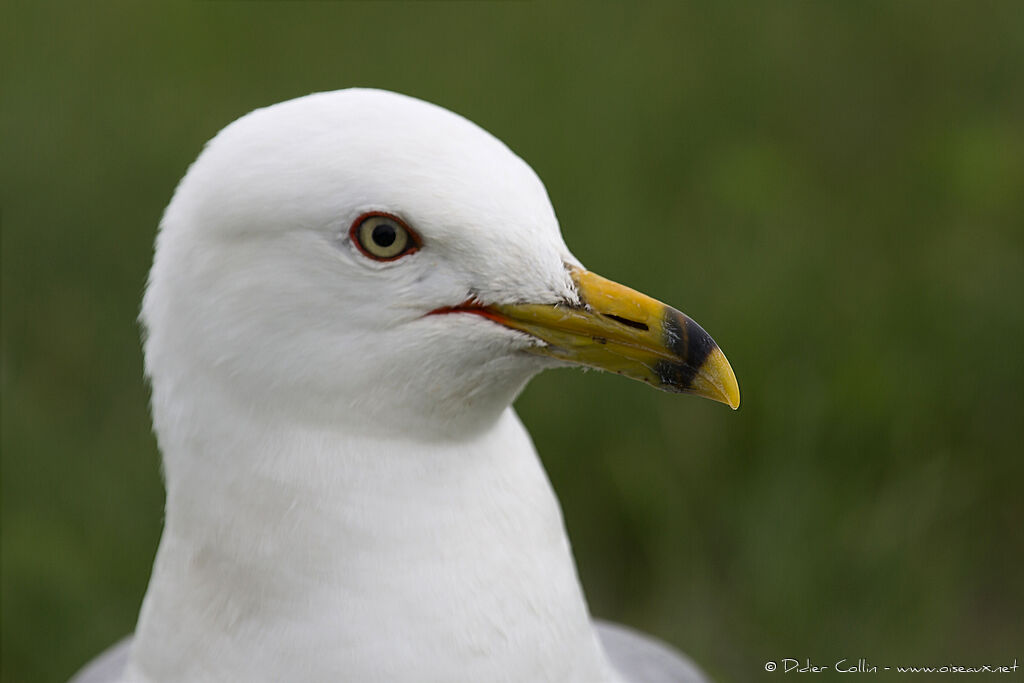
{"left": 489, "top": 267, "right": 740, "bottom": 409}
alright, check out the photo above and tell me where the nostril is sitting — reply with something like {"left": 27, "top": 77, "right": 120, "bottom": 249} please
{"left": 602, "top": 314, "right": 649, "bottom": 331}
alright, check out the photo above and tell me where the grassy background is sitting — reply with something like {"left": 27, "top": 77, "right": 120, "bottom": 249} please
{"left": 3, "top": 2, "right": 1022, "bottom": 681}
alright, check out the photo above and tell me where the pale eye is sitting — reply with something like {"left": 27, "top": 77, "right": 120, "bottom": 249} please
{"left": 351, "top": 213, "right": 419, "bottom": 261}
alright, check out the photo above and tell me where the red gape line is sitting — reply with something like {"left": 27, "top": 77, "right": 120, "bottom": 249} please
{"left": 426, "top": 299, "right": 509, "bottom": 326}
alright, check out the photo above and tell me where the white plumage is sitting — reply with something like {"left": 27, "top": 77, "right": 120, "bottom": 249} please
{"left": 72, "top": 89, "right": 733, "bottom": 683}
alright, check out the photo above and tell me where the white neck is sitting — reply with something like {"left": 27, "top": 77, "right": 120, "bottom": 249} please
{"left": 125, "top": 383, "right": 620, "bottom": 683}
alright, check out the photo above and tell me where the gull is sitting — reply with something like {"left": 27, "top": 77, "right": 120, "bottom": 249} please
{"left": 70, "top": 89, "right": 739, "bottom": 683}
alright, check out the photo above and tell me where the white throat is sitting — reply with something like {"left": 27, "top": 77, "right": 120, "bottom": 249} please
{"left": 124, "top": 378, "right": 621, "bottom": 683}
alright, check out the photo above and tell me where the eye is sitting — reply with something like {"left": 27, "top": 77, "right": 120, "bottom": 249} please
{"left": 350, "top": 212, "right": 420, "bottom": 261}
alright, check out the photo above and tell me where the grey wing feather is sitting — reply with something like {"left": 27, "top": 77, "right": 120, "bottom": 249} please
{"left": 595, "top": 620, "right": 712, "bottom": 683}
{"left": 68, "top": 637, "right": 132, "bottom": 683}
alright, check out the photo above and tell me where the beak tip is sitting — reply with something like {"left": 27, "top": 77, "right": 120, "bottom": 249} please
{"left": 721, "top": 361, "right": 741, "bottom": 410}
{"left": 726, "top": 390, "right": 741, "bottom": 411}
{"left": 714, "top": 377, "right": 741, "bottom": 411}
{"left": 690, "top": 345, "right": 741, "bottom": 410}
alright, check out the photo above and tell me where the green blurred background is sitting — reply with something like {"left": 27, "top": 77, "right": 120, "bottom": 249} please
{"left": 3, "top": 2, "right": 1022, "bottom": 681}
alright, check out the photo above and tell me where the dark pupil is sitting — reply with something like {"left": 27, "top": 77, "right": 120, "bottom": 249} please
{"left": 371, "top": 224, "right": 397, "bottom": 248}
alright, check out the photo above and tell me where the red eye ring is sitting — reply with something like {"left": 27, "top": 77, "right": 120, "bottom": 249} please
{"left": 348, "top": 211, "right": 422, "bottom": 262}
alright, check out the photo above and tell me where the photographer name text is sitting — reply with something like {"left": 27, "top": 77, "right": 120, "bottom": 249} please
{"left": 764, "top": 658, "right": 1018, "bottom": 674}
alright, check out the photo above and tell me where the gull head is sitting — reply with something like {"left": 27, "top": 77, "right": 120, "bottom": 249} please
{"left": 142, "top": 89, "right": 738, "bottom": 440}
